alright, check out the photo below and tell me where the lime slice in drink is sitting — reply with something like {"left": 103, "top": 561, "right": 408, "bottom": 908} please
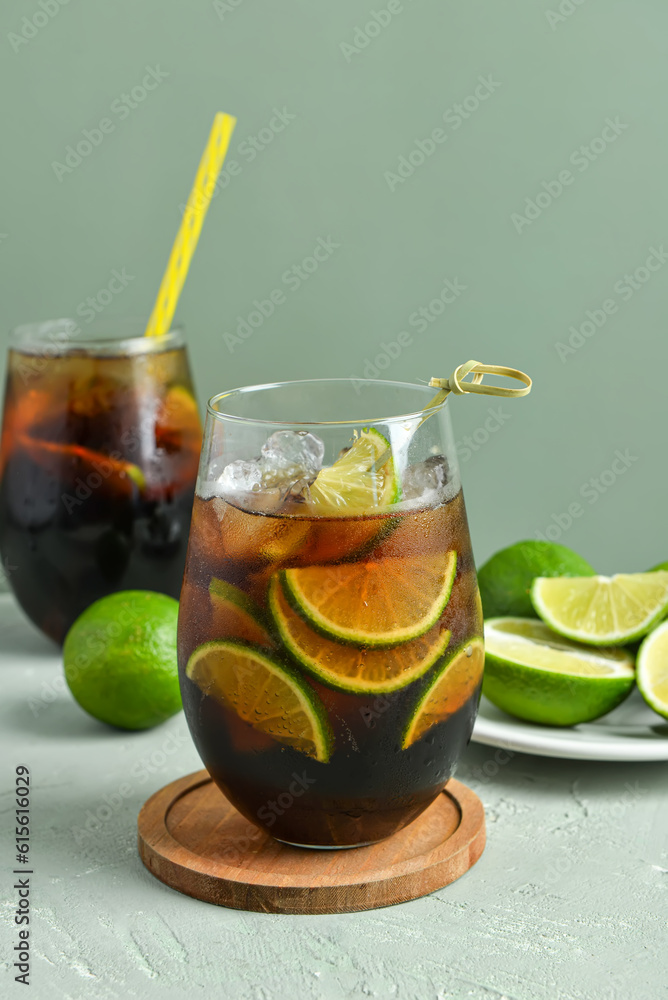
{"left": 185, "top": 640, "right": 333, "bottom": 761}
{"left": 281, "top": 549, "right": 457, "bottom": 647}
{"left": 308, "top": 428, "right": 400, "bottom": 513}
{"left": 531, "top": 572, "right": 668, "bottom": 645}
{"left": 636, "top": 621, "right": 668, "bottom": 719}
{"left": 209, "top": 578, "right": 273, "bottom": 647}
{"left": 269, "top": 575, "right": 451, "bottom": 693}
{"left": 402, "top": 638, "right": 484, "bottom": 748}
{"left": 477, "top": 540, "right": 595, "bottom": 619}
{"left": 483, "top": 617, "right": 635, "bottom": 726}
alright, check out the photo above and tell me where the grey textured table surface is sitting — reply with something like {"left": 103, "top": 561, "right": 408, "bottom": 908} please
{"left": 1, "top": 594, "right": 666, "bottom": 1000}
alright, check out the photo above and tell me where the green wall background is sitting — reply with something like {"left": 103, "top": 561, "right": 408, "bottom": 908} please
{"left": 1, "top": 0, "right": 665, "bottom": 574}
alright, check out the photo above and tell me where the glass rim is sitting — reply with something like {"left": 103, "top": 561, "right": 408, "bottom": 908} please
{"left": 207, "top": 378, "right": 449, "bottom": 428}
{"left": 8, "top": 318, "right": 185, "bottom": 357}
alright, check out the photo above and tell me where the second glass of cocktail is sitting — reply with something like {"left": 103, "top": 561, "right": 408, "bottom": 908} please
{"left": 0, "top": 319, "right": 202, "bottom": 643}
{"left": 178, "top": 378, "right": 484, "bottom": 848}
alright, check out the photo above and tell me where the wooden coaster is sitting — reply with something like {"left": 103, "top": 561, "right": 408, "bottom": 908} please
{"left": 138, "top": 770, "right": 485, "bottom": 914}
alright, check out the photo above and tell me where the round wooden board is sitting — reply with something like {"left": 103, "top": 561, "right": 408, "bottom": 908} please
{"left": 137, "top": 770, "right": 485, "bottom": 914}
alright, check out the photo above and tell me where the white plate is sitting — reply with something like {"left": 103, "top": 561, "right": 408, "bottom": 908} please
{"left": 472, "top": 691, "right": 668, "bottom": 761}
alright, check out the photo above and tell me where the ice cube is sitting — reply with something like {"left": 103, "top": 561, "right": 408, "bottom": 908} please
{"left": 260, "top": 430, "right": 324, "bottom": 489}
{"left": 217, "top": 459, "right": 263, "bottom": 494}
{"left": 200, "top": 431, "right": 325, "bottom": 508}
{"left": 402, "top": 455, "right": 450, "bottom": 501}
{"left": 201, "top": 458, "right": 284, "bottom": 512}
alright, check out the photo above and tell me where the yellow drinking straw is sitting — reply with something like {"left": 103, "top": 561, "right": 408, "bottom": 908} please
{"left": 144, "top": 112, "right": 237, "bottom": 338}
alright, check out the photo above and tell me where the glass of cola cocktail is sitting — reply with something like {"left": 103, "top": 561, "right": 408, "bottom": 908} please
{"left": 178, "top": 378, "right": 483, "bottom": 848}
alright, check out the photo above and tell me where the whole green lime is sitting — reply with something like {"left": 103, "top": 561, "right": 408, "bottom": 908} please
{"left": 648, "top": 561, "right": 668, "bottom": 572}
{"left": 63, "top": 591, "right": 181, "bottom": 730}
{"left": 477, "top": 540, "right": 595, "bottom": 619}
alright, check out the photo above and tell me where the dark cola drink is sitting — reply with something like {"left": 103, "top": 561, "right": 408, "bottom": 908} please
{"left": 178, "top": 486, "right": 483, "bottom": 847}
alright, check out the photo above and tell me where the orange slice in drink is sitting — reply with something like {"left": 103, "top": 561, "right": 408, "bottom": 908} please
{"left": 209, "top": 577, "right": 273, "bottom": 647}
{"left": 0, "top": 389, "right": 61, "bottom": 476}
{"left": 281, "top": 549, "right": 457, "bottom": 647}
{"left": 16, "top": 434, "right": 145, "bottom": 493}
{"left": 185, "top": 640, "right": 333, "bottom": 761}
{"left": 401, "top": 638, "right": 484, "bottom": 748}
{"left": 269, "top": 575, "right": 451, "bottom": 693}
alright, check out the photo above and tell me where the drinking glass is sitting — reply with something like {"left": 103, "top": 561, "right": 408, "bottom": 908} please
{"left": 0, "top": 319, "right": 202, "bottom": 643}
{"left": 178, "top": 378, "right": 483, "bottom": 848}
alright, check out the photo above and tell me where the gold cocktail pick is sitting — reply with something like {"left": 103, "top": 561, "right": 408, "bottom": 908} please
{"left": 424, "top": 360, "right": 532, "bottom": 410}
{"left": 373, "top": 361, "right": 532, "bottom": 471}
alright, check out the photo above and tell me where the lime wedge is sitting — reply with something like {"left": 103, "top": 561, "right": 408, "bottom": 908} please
{"left": 637, "top": 621, "right": 668, "bottom": 719}
{"left": 209, "top": 578, "right": 273, "bottom": 647}
{"left": 483, "top": 617, "right": 635, "bottom": 725}
{"left": 269, "top": 574, "right": 451, "bottom": 693}
{"left": 281, "top": 549, "right": 456, "bottom": 647}
{"left": 185, "top": 640, "right": 332, "bottom": 761}
{"left": 531, "top": 572, "right": 668, "bottom": 645}
{"left": 308, "top": 428, "right": 400, "bottom": 513}
{"left": 402, "top": 638, "right": 484, "bottom": 748}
